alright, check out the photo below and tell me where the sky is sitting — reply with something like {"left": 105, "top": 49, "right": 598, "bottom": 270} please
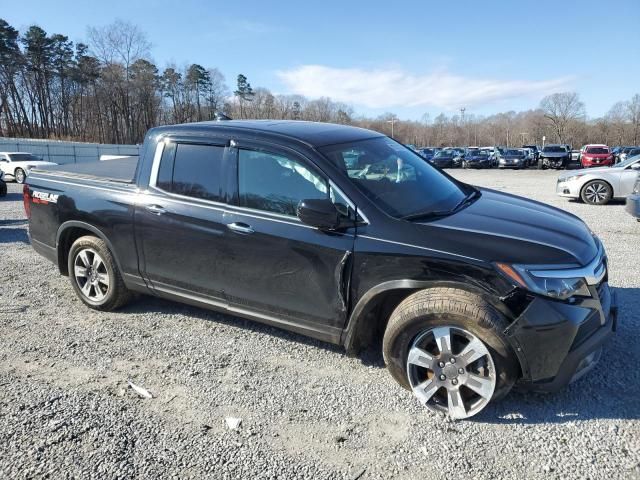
{"left": 3, "top": 0, "right": 639, "bottom": 120}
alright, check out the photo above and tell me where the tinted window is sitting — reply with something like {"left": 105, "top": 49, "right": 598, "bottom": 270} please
{"left": 586, "top": 147, "right": 609, "bottom": 154}
{"left": 543, "top": 146, "right": 566, "bottom": 153}
{"left": 8, "top": 153, "right": 41, "bottom": 161}
{"left": 319, "top": 137, "right": 468, "bottom": 219}
{"left": 238, "top": 149, "right": 328, "bottom": 216}
{"left": 156, "top": 143, "right": 225, "bottom": 202}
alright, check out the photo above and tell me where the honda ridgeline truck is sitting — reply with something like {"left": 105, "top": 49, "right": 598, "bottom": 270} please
{"left": 25, "top": 120, "right": 617, "bottom": 419}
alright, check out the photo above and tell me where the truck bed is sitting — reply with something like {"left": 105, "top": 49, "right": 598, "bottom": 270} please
{"left": 31, "top": 156, "right": 139, "bottom": 184}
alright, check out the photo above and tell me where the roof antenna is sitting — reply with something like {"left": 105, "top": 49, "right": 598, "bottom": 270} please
{"left": 214, "top": 112, "right": 232, "bottom": 121}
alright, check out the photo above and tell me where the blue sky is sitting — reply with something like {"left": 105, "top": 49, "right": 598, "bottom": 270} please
{"left": 4, "top": 0, "right": 639, "bottom": 120}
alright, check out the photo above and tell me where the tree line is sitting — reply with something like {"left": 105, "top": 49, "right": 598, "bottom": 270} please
{"left": 1, "top": 18, "right": 639, "bottom": 147}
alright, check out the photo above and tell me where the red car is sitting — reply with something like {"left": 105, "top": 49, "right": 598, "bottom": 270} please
{"left": 580, "top": 144, "right": 614, "bottom": 168}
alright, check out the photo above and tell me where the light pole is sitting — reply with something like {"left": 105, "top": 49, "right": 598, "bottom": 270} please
{"left": 387, "top": 116, "right": 398, "bottom": 138}
{"left": 460, "top": 107, "right": 466, "bottom": 145}
{"left": 520, "top": 132, "right": 528, "bottom": 145}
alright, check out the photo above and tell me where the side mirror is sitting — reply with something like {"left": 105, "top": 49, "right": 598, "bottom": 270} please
{"left": 630, "top": 163, "right": 640, "bottom": 170}
{"left": 297, "top": 198, "right": 341, "bottom": 230}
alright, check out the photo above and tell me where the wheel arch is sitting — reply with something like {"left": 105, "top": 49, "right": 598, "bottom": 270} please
{"left": 341, "top": 280, "right": 515, "bottom": 355}
{"left": 580, "top": 177, "right": 614, "bottom": 200}
{"left": 56, "top": 221, "right": 124, "bottom": 276}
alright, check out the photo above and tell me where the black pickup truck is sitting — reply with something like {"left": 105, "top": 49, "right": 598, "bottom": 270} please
{"left": 25, "top": 120, "right": 617, "bottom": 419}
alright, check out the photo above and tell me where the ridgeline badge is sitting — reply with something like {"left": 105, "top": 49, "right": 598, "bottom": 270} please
{"left": 32, "top": 191, "right": 59, "bottom": 204}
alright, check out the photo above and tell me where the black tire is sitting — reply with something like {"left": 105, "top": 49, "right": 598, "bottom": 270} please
{"left": 14, "top": 168, "right": 25, "bottom": 184}
{"left": 580, "top": 180, "right": 613, "bottom": 205}
{"left": 67, "top": 235, "right": 133, "bottom": 311}
{"left": 382, "top": 288, "right": 518, "bottom": 402}
{"left": 0, "top": 181, "right": 6, "bottom": 197}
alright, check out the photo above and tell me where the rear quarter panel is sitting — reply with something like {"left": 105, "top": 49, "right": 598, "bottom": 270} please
{"left": 27, "top": 175, "right": 139, "bottom": 277}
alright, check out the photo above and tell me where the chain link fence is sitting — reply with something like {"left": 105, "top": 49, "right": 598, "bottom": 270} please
{"left": 0, "top": 137, "right": 140, "bottom": 165}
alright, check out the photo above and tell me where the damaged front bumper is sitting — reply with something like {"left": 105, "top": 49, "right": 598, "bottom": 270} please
{"left": 505, "top": 282, "right": 617, "bottom": 393}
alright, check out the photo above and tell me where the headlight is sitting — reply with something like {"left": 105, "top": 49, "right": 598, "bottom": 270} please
{"left": 496, "top": 263, "right": 591, "bottom": 300}
{"left": 561, "top": 174, "right": 584, "bottom": 183}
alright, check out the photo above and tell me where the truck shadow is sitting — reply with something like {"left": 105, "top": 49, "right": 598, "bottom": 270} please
{"left": 474, "top": 286, "right": 640, "bottom": 424}
{"left": 0, "top": 192, "right": 24, "bottom": 202}
{"left": 122, "top": 286, "right": 639, "bottom": 424}
{"left": 0, "top": 226, "right": 29, "bottom": 244}
{"left": 123, "top": 295, "right": 346, "bottom": 356}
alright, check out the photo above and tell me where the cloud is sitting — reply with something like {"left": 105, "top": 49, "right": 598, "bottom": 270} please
{"left": 277, "top": 65, "right": 572, "bottom": 110}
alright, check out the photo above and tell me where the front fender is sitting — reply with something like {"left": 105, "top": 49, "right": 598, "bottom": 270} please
{"left": 340, "top": 279, "right": 517, "bottom": 354}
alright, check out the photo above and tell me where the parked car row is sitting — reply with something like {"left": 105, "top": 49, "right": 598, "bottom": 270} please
{"left": 417, "top": 146, "right": 538, "bottom": 170}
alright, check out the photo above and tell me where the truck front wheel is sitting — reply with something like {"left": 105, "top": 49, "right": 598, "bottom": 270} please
{"left": 68, "top": 235, "right": 133, "bottom": 311}
{"left": 382, "top": 288, "right": 518, "bottom": 420}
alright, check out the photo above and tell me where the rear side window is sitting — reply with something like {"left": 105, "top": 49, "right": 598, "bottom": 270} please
{"left": 238, "top": 149, "right": 328, "bottom": 216}
{"left": 156, "top": 143, "right": 225, "bottom": 202}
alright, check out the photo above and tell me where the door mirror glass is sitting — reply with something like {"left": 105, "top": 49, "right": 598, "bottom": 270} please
{"left": 297, "top": 199, "right": 341, "bottom": 230}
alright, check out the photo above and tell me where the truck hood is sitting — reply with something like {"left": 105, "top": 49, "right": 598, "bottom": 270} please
{"left": 413, "top": 188, "right": 597, "bottom": 266}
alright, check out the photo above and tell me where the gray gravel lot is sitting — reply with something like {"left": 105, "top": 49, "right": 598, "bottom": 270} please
{"left": 1, "top": 169, "right": 639, "bottom": 479}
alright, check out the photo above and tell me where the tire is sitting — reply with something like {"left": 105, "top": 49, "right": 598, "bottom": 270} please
{"left": 0, "top": 181, "right": 6, "bottom": 197}
{"left": 580, "top": 180, "right": 613, "bottom": 205}
{"left": 67, "top": 235, "right": 133, "bottom": 311}
{"left": 14, "top": 168, "right": 25, "bottom": 184}
{"left": 382, "top": 288, "right": 518, "bottom": 419}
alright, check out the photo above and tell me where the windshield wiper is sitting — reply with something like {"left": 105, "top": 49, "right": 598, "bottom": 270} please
{"left": 402, "top": 189, "right": 480, "bottom": 221}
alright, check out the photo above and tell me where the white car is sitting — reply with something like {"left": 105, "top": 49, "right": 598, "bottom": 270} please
{"left": 556, "top": 154, "right": 640, "bottom": 205}
{"left": 0, "top": 152, "right": 58, "bottom": 184}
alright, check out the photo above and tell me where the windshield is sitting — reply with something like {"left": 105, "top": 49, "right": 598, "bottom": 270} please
{"left": 617, "top": 154, "right": 640, "bottom": 168}
{"left": 506, "top": 149, "right": 522, "bottom": 156}
{"left": 8, "top": 153, "right": 41, "bottom": 161}
{"left": 543, "top": 146, "right": 566, "bottom": 153}
{"left": 434, "top": 149, "right": 455, "bottom": 158}
{"left": 319, "top": 137, "right": 469, "bottom": 218}
{"left": 586, "top": 147, "right": 609, "bottom": 154}
{"left": 469, "top": 150, "right": 489, "bottom": 157}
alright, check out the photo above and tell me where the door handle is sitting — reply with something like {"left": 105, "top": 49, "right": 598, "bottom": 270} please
{"left": 227, "top": 222, "right": 254, "bottom": 234}
{"left": 145, "top": 204, "right": 166, "bottom": 215}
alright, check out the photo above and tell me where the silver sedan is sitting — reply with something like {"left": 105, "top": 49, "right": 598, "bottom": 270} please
{"left": 556, "top": 155, "right": 640, "bottom": 205}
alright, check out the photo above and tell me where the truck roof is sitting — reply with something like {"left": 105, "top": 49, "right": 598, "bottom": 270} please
{"left": 150, "top": 120, "right": 383, "bottom": 148}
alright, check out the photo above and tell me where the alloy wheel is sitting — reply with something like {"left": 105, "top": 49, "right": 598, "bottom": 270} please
{"left": 406, "top": 325, "right": 496, "bottom": 419}
{"left": 74, "top": 248, "right": 110, "bottom": 302}
{"left": 584, "top": 182, "right": 608, "bottom": 204}
{"left": 15, "top": 169, "right": 25, "bottom": 184}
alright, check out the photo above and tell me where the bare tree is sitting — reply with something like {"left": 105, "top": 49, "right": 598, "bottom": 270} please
{"left": 539, "top": 92, "right": 586, "bottom": 143}
{"left": 627, "top": 94, "right": 640, "bottom": 144}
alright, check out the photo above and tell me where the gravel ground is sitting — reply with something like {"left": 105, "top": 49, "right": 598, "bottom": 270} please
{"left": 0, "top": 169, "right": 639, "bottom": 480}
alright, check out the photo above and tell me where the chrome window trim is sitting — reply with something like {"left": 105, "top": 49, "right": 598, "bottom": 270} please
{"left": 149, "top": 139, "right": 369, "bottom": 225}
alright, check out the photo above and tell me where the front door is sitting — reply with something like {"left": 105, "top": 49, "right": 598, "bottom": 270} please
{"left": 221, "top": 142, "right": 357, "bottom": 336}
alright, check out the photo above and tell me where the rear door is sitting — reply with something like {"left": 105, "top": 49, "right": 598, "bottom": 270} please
{"left": 136, "top": 136, "right": 234, "bottom": 299}
{"left": 221, "top": 140, "right": 357, "bottom": 335}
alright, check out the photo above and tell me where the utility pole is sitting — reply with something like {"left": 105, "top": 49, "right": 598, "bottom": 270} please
{"left": 387, "top": 116, "right": 398, "bottom": 138}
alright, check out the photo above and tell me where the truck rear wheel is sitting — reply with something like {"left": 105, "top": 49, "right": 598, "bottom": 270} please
{"left": 68, "top": 235, "right": 132, "bottom": 311}
{"left": 382, "top": 288, "right": 518, "bottom": 419}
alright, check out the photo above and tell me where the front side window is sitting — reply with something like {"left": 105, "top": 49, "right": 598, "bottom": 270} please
{"left": 156, "top": 142, "right": 225, "bottom": 202}
{"left": 319, "top": 137, "right": 470, "bottom": 219}
{"left": 238, "top": 149, "right": 328, "bottom": 216}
